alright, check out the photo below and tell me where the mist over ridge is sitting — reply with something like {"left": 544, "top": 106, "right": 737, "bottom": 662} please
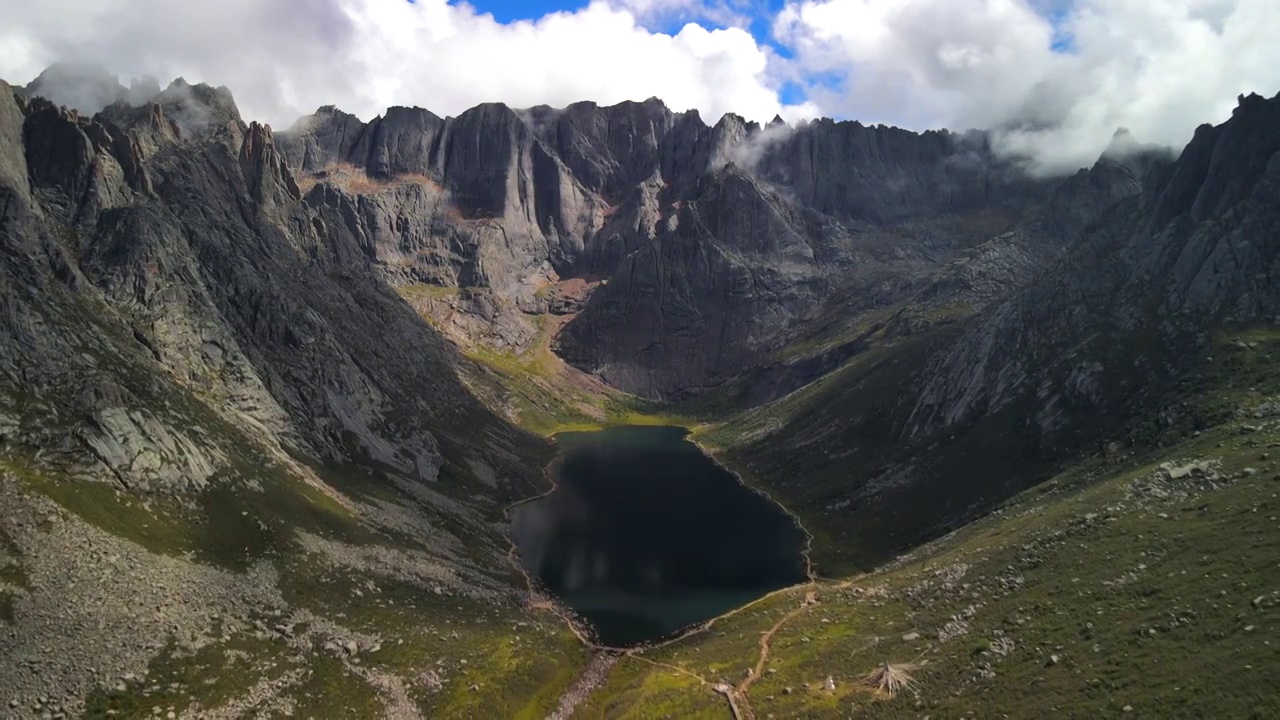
{"left": 3, "top": 0, "right": 1277, "bottom": 173}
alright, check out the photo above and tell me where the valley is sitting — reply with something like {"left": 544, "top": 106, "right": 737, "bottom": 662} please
{"left": 0, "top": 64, "right": 1276, "bottom": 719}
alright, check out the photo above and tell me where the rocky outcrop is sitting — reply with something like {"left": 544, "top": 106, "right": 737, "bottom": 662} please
{"left": 722, "top": 91, "right": 1280, "bottom": 571}
{"left": 0, "top": 81, "right": 29, "bottom": 199}
{"left": 239, "top": 121, "right": 301, "bottom": 208}
{"left": 2, "top": 74, "right": 549, "bottom": 504}
{"left": 521, "top": 98, "right": 678, "bottom": 202}
{"left": 910, "top": 93, "right": 1280, "bottom": 438}
{"left": 275, "top": 89, "right": 1172, "bottom": 397}
{"left": 79, "top": 406, "right": 223, "bottom": 491}
{"left": 21, "top": 97, "right": 149, "bottom": 219}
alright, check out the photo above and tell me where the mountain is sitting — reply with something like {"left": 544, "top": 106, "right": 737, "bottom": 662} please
{"left": 274, "top": 93, "right": 1170, "bottom": 400}
{"left": 707, "top": 92, "right": 1280, "bottom": 574}
{"left": 1, "top": 74, "right": 585, "bottom": 717}
{"left": 2, "top": 64, "right": 1277, "bottom": 718}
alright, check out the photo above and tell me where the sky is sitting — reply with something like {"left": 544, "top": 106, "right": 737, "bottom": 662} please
{"left": 1, "top": 0, "right": 1278, "bottom": 173}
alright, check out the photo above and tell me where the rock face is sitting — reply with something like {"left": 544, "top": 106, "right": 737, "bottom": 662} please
{"left": 80, "top": 406, "right": 223, "bottom": 492}
{"left": 0, "top": 74, "right": 547, "bottom": 503}
{"left": 271, "top": 94, "right": 1168, "bottom": 397}
{"left": 10, "top": 63, "right": 1276, "bottom": 575}
{"left": 909, "top": 93, "right": 1280, "bottom": 439}
{"left": 721, "top": 92, "right": 1280, "bottom": 571}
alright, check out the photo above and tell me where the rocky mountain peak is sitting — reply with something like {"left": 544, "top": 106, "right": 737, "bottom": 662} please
{"left": 240, "top": 120, "right": 301, "bottom": 207}
{"left": 1234, "top": 91, "right": 1270, "bottom": 116}
{"left": 152, "top": 78, "right": 242, "bottom": 139}
{"left": 1147, "top": 91, "right": 1280, "bottom": 228}
{"left": 22, "top": 62, "right": 124, "bottom": 114}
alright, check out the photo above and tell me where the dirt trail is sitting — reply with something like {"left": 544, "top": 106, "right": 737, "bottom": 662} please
{"left": 705, "top": 586, "right": 816, "bottom": 720}
{"left": 738, "top": 588, "right": 818, "bottom": 696}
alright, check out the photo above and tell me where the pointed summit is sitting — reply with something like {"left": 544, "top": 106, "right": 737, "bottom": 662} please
{"left": 1102, "top": 127, "right": 1139, "bottom": 157}
{"left": 23, "top": 62, "right": 127, "bottom": 114}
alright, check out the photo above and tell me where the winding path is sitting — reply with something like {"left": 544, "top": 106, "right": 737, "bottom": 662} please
{"left": 718, "top": 586, "right": 819, "bottom": 720}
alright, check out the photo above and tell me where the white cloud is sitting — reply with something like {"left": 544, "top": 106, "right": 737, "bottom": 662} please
{"left": 2, "top": 0, "right": 1276, "bottom": 173}
{"left": 998, "top": 0, "right": 1280, "bottom": 171}
{"left": 776, "top": 0, "right": 1280, "bottom": 172}
{"left": 612, "top": 0, "right": 754, "bottom": 28}
{"left": 0, "top": 0, "right": 816, "bottom": 128}
{"left": 775, "top": 0, "right": 1057, "bottom": 131}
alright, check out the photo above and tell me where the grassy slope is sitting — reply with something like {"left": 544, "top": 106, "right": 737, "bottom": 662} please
{"left": 12, "top": 273, "right": 1275, "bottom": 717}
{"left": 4, "top": 441, "right": 590, "bottom": 719}
{"left": 0, "top": 283, "right": 590, "bottom": 717}
{"left": 397, "top": 287, "right": 696, "bottom": 437}
{"left": 697, "top": 329, "right": 958, "bottom": 576}
{"left": 567, "top": 328, "right": 1280, "bottom": 718}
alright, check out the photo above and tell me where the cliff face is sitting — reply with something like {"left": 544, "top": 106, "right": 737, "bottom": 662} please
{"left": 1, "top": 75, "right": 548, "bottom": 505}
{"left": 269, "top": 91, "right": 1163, "bottom": 397}
{"left": 715, "top": 92, "right": 1280, "bottom": 571}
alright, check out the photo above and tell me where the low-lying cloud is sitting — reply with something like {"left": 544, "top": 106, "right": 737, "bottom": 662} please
{"left": 0, "top": 0, "right": 816, "bottom": 128}
{"left": 775, "top": 0, "right": 1280, "bottom": 172}
{"left": 2, "top": 0, "right": 1277, "bottom": 175}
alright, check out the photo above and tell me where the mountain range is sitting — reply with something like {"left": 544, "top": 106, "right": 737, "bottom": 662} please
{"left": 1, "top": 63, "right": 1277, "bottom": 718}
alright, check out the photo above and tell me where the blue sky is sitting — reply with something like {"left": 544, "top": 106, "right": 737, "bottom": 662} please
{"left": 464, "top": 0, "right": 591, "bottom": 23}
{"left": 450, "top": 0, "right": 1079, "bottom": 107}
{"left": 462, "top": 0, "right": 789, "bottom": 41}
{"left": 458, "top": 0, "right": 801, "bottom": 97}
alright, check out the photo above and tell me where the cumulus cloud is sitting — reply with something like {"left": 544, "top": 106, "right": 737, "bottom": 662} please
{"left": 613, "top": 0, "right": 755, "bottom": 28}
{"left": 0, "top": 0, "right": 816, "bottom": 128}
{"left": 775, "top": 0, "right": 1280, "bottom": 172}
{"left": 775, "top": 0, "right": 1057, "bottom": 130}
{"left": 1, "top": 0, "right": 1276, "bottom": 174}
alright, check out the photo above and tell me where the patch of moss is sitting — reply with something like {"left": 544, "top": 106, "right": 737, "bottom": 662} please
{"left": 0, "top": 590, "right": 15, "bottom": 624}
{"left": 85, "top": 634, "right": 297, "bottom": 718}
{"left": 429, "top": 629, "right": 588, "bottom": 719}
{"left": 575, "top": 656, "right": 726, "bottom": 718}
{"left": 287, "top": 653, "right": 386, "bottom": 718}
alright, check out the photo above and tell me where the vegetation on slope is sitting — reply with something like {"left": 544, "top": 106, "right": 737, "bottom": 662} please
{"left": 571, "top": 331, "right": 1280, "bottom": 717}
{"left": 398, "top": 286, "right": 697, "bottom": 436}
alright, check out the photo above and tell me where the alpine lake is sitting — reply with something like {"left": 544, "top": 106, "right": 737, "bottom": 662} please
{"left": 512, "top": 425, "right": 808, "bottom": 647}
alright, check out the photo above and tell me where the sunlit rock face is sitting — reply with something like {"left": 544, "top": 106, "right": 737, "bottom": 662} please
{"left": 512, "top": 425, "right": 807, "bottom": 647}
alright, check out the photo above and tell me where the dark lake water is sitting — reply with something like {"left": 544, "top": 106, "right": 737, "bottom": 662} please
{"left": 511, "top": 425, "right": 808, "bottom": 647}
